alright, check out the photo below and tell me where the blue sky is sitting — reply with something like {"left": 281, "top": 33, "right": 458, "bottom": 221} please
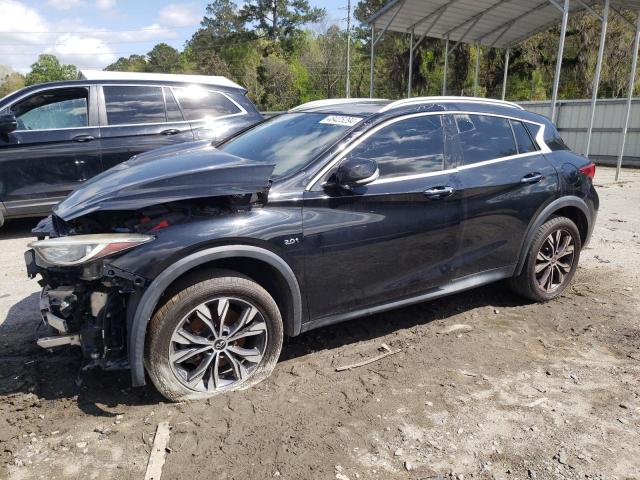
{"left": 0, "top": 0, "right": 348, "bottom": 73}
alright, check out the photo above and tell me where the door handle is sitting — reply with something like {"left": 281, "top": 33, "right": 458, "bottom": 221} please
{"left": 424, "top": 186, "right": 455, "bottom": 199}
{"left": 161, "top": 128, "right": 180, "bottom": 136}
{"left": 521, "top": 172, "right": 543, "bottom": 184}
{"left": 72, "top": 134, "right": 94, "bottom": 143}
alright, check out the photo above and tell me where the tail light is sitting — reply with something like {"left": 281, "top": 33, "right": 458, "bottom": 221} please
{"left": 579, "top": 162, "right": 596, "bottom": 179}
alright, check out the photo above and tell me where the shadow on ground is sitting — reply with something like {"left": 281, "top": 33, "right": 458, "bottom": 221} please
{"left": 0, "top": 280, "right": 531, "bottom": 415}
{"left": 0, "top": 218, "right": 38, "bottom": 241}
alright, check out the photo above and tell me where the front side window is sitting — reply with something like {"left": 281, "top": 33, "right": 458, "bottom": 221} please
{"left": 219, "top": 112, "right": 361, "bottom": 177}
{"left": 103, "top": 86, "right": 166, "bottom": 125}
{"left": 343, "top": 115, "right": 445, "bottom": 179}
{"left": 11, "top": 87, "right": 88, "bottom": 131}
{"left": 173, "top": 87, "right": 241, "bottom": 120}
{"left": 454, "top": 114, "right": 517, "bottom": 165}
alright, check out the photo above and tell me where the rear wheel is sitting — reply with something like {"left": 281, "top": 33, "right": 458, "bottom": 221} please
{"left": 509, "top": 216, "right": 581, "bottom": 301}
{"left": 145, "top": 273, "right": 283, "bottom": 402}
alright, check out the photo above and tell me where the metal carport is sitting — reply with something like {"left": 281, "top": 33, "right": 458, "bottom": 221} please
{"left": 367, "top": 0, "right": 640, "bottom": 179}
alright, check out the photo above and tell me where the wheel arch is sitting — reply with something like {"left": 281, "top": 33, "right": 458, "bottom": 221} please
{"left": 127, "top": 245, "right": 303, "bottom": 387}
{"left": 514, "top": 196, "right": 592, "bottom": 276}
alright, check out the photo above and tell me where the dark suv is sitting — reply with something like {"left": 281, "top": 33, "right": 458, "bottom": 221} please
{"left": 0, "top": 70, "right": 262, "bottom": 227}
{"left": 24, "top": 97, "right": 598, "bottom": 401}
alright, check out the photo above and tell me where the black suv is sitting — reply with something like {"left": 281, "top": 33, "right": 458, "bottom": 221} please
{"left": 0, "top": 70, "right": 262, "bottom": 227}
{"left": 24, "top": 97, "right": 598, "bottom": 401}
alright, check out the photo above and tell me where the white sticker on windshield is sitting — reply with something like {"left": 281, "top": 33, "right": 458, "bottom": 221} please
{"left": 319, "top": 115, "right": 361, "bottom": 127}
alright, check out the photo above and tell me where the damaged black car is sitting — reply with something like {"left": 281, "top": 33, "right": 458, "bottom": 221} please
{"left": 25, "top": 97, "right": 598, "bottom": 401}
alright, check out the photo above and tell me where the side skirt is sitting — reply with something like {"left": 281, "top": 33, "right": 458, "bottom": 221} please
{"left": 301, "top": 265, "right": 516, "bottom": 333}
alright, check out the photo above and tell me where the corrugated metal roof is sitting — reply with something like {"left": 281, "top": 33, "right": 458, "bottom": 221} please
{"left": 368, "top": 0, "right": 640, "bottom": 49}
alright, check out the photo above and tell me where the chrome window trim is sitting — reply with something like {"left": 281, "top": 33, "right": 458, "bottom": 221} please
{"left": 98, "top": 84, "right": 247, "bottom": 127}
{"left": 305, "top": 111, "right": 550, "bottom": 191}
{"left": 5, "top": 84, "right": 92, "bottom": 133}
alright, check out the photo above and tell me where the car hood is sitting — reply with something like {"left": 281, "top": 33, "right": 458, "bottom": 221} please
{"left": 54, "top": 142, "right": 275, "bottom": 221}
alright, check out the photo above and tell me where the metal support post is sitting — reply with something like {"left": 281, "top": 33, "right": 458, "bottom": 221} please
{"left": 616, "top": 12, "right": 640, "bottom": 180}
{"left": 586, "top": 0, "right": 609, "bottom": 158}
{"left": 502, "top": 47, "right": 510, "bottom": 100}
{"left": 551, "top": 0, "right": 570, "bottom": 122}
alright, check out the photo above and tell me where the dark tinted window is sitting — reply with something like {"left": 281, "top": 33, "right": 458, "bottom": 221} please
{"left": 454, "top": 114, "right": 517, "bottom": 165}
{"left": 511, "top": 120, "right": 536, "bottom": 153}
{"left": 543, "top": 124, "right": 570, "bottom": 151}
{"left": 104, "top": 86, "right": 166, "bottom": 125}
{"left": 163, "top": 87, "right": 183, "bottom": 122}
{"left": 173, "top": 88, "right": 241, "bottom": 120}
{"left": 344, "top": 115, "right": 445, "bottom": 179}
{"left": 220, "top": 112, "right": 360, "bottom": 177}
{"left": 12, "top": 88, "right": 88, "bottom": 130}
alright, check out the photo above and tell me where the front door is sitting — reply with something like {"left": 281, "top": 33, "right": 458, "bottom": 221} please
{"left": 99, "top": 85, "right": 194, "bottom": 170}
{"left": 302, "top": 114, "right": 462, "bottom": 322}
{"left": 0, "top": 85, "right": 101, "bottom": 217}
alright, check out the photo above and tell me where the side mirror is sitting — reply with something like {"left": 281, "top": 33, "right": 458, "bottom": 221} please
{"left": 331, "top": 157, "right": 379, "bottom": 189}
{"left": 0, "top": 114, "right": 17, "bottom": 136}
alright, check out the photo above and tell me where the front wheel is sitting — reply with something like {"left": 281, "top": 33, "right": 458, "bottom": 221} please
{"left": 145, "top": 273, "right": 283, "bottom": 402}
{"left": 509, "top": 216, "right": 581, "bottom": 302}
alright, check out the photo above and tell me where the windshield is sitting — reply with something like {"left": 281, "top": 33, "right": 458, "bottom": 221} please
{"left": 219, "top": 112, "right": 362, "bottom": 177}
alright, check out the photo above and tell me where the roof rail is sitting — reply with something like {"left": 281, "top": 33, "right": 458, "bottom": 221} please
{"left": 77, "top": 69, "right": 245, "bottom": 91}
{"left": 289, "top": 98, "right": 388, "bottom": 112}
{"left": 379, "top": 96, "right": 524, "bottom": 112}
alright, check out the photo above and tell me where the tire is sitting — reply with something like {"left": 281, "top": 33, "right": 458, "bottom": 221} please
{"left": 145, "top": 272, "right": 283, "bottom": 402}
{"left": 509, "top": 216, "right": 582, "bottom": 302}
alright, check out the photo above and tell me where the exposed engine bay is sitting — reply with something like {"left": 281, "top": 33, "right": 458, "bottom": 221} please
{"left": 27, "top": 193, "right": 267, "bottom": 372}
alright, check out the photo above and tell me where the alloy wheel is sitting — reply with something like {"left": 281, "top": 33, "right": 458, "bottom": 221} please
{"left": 534, "top": 228, "right": 575, "bottom": 293}
{"left": 169, "top": 296, "right": 268, "bottom": 392}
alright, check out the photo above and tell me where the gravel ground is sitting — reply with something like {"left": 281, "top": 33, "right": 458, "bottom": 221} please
{"left": 0, "top": 166, "right": 639, "bottom": 480}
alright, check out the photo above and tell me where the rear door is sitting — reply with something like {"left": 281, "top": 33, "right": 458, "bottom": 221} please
{"left": 451, "top": 113, "right": 558, "bottom": 278}
{"left": 0, "top": 85, "right": 101, "bottom": 217}
{"left": 302, "top": 113, "right": 462, "bottom": 321}
{"left": 99, "top": 85, "right": 194, "bottom": 171}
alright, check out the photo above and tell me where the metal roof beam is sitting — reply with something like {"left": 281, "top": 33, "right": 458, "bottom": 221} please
{"left": 442, "top": 0, "right": 513, "bottom": 38}
{"left": 576, "top": 0, "right": 603, "bottom": 20}
{"left": 548, "top": 0, "right": 564, "bottom": 11}
{"left": 474, "top": 1, "right": 549, "bottom": 44}
{"left": 611, "top": 5, "right": 636, "bottom": 28}
{"left": 507, "top": 1, "right": 589, "bottom": 47}
{"left": 411, "top": 4, "right": 450, "bottom": 50}
{"left": 450, "top": 17, "right": 482, "bottom": 53}
{"left": 373, "top": 0, "right": 407, "bottom": 46}
{"left": 408, "top": 2, "right": 451, "bottom": 32}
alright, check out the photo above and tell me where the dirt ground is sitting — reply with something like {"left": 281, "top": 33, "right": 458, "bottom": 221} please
{"left": 1, "top": 166, "right": 639, "bottom": 480}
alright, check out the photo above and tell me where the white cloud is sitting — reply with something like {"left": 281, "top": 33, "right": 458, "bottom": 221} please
{"left": 47, "top": 0, "right": 86, "bottom": 11}
{"left": 0, "top": 0, "right": 179, "bottom": 72}
{"left": 96, "top": 0, "right": 115, "bottom": 10}
{"left": 158, "top": 3, "right": 200, "bottom": 27}
{"left": 45, "top": 34, "right": 116, "bottom": 70}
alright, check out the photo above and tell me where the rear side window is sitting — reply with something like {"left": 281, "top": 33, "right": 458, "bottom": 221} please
{"left": 454, "top": 114, "right": 517, "bottom": 165}
{"left": 104, "top": 86, "right": 166, "bottom": 125}
{"left": 510, "top": 120, "right": 536, "bottom": 153}
{"left": 344, "top": 115, "right": 445, "bottom": 179}
{"left": 173, "top": 88, "right": 241, "bottom": 120}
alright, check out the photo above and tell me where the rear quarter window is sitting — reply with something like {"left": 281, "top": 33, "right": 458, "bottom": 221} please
{"left": 173, "top": 88, "right": 241, "bottom": 121}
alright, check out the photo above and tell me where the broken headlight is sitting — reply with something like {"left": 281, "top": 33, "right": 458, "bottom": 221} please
{"left": 29, "top": 234, "right": 154, "bottom": 266}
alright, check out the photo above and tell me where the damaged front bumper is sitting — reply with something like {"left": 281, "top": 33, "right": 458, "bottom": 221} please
{"left": 26, "top": 234, "right": 147, "bottom": 371}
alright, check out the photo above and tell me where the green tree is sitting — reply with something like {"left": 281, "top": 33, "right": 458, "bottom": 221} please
{"left": 0, "top": 72, "right": 26, "bottom": 97}
{"left": 201, "top": 0, "right": 245, "bottom": 37}
{"left": 240, "top": 0, "right": 325, "bottom": 42}
{"left": 105, "top": 54, "right": 148, "bottom": 72}
{"left": 24, "top": 55, "right": 77, "bottom": 86}
{"left": 147, "top": 43, "right": 184, "bottom": 73}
